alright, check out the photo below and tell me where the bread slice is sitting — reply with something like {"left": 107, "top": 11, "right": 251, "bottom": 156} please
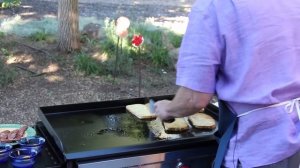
{"left": 188, "top": 113, "right": 216, "bottom": 130}
{"left": 163, "top": 118, "right": 189, "bottom": 133}
{"left": 147, "top": 118, "right": 180, "bottom": 139}
{"left": 126, "top": 104, "right": 157, "bottom": 120}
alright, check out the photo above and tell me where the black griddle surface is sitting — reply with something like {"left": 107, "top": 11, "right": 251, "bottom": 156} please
{"left": 38, "top": 95, "right": 218, "bottom": 160}
{"left": 46, "top": 110, "right": 152, "bottom": 154}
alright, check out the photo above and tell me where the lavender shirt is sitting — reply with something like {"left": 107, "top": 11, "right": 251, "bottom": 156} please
{"left": 176, "top": 0, "right": 300, "bottom": 167}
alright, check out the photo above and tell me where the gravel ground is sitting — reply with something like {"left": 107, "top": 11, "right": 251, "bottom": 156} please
{"left": 0, "top": 0, "right": 195, "bottom": 126}
{"left": 1, "top": 0, "right": 194, "bottom": 22}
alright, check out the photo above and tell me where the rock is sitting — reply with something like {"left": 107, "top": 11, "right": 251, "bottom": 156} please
{"left": 81, "top": 23, "right": 101, "bottom": 40}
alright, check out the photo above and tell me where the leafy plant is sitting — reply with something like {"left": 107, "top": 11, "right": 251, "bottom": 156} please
{"left": 75, "top": 20, "right": 178, "bottom": 78}
{"left": 151, "top": 47, "right": 170, "bottom": 67}
{"left": 1, "top": 48, "right": 11, "bottom": 57}
{"left": 29, "top": 29, "right": 52, "bottom": 42}
{"left": 0, "top": 32, "right": 5, "bottom": 38}
{"left": 168, "top": 32, "right": 183, "bottom": 48}
{"left": 100, "top": 19, "right": 134, "bottom": 75}
{"left": 102, "top": 19, "right": 119, "bottom": 51}
{"left": 131, "top": 27, "right": 171, "bottom": 67}
{"left": 102, "top": 21, "right": 173, "bottom": 68}
{"left": 74, "top": 51, "right": 133, "bottom": 76}
{"left": 0, "top": 0, "right": 22, "bottom": 8}
{"left": 74, "top": 52, "right": 103, "bottom": 75}
{"left": 0, "top": 60, "right": 17, "bottom": 87}
{"left": 147, "top": 30, "right": 171, "bottom": 67}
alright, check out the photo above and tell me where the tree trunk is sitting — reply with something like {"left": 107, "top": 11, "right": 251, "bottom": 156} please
{"left": 58, "top": 0, "right": 80, "bottom": 52}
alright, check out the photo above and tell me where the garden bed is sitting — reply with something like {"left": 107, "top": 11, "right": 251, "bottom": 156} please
{"left": 0, "top": 0, "right": 194, "bottom": 125}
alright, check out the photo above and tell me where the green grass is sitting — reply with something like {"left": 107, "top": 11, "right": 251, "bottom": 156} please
{"left": 0, "top": 31, "right": 5, "bottom": 38}
{"left": 129, "top": 24, "right": 173, "bottom": 67}
{"left": 0, "top": 47, "right": 11, "bottom": 57}
{"left": 168, "top": 32, "right": 183, "bottom": 48}
{"left": 0, "top": 60, "right": 17, "bottom": 87}
{"left": 74, "top": 52, "right": 103, "bottom": 75}
{"left": 74, "top": 52, "right": 133, "bottom": 76}
{"left": 29, "top": 29, "right": 53, "bottom": 42}
{"left": 142, "top": 29, "right": 171, "bottom": 67}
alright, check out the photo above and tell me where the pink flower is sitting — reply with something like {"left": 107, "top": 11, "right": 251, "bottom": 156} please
{"left": 132, "top": 35, "right": 144, "bottom": 47}
{"left": 116, "top": 28, "right": 128, "bottom": 38}
{"left": 115, "top": 16, "right": 130, "bottom": 38}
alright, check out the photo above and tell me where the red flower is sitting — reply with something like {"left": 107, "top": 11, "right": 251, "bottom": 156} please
{"left": 132, "top": 35, "right": 144, "bottom": 47}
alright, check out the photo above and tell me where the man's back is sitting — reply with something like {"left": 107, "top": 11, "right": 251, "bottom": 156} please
{"left": 176, "top": 0, "right": 300, "bottom": 167}
{"left": 211, "top": 0, "right": 300, "bottom": 111}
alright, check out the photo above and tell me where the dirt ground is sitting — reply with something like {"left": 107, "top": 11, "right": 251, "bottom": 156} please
{"left": 0, "top": 0, "right": 195, "bottom": 125}
{"left": 0, "top": 0, "right": 194, "bottom": 21}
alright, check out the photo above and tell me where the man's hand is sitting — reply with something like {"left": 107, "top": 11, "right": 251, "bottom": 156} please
{"left": 154, "top": 86, "right": 213, "bottom": 120}
{"left": 154, "top": 100, "right": 173, "bottom": 121}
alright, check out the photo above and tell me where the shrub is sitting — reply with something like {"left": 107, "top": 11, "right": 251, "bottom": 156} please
{"left": 74, "top": 52, "right": 102, "bottom": 75}
{"left": 0, "top": 0, "right": 21, "bottom": 8}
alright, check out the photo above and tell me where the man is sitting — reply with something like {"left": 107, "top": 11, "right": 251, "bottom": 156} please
{"left": 154, "top": 0, "right": 300, "bottom": 167}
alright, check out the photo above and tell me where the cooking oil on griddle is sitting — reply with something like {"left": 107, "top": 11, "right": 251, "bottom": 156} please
{"left": 47, "top": 111, "right": 151, "bottom": 153}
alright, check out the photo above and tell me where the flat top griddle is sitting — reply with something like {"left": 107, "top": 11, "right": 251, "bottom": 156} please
{"left": 38, "top": 95, "right": 219, "bottom": 161}
{"left": 46, "top": 110, "right": 152, "bottom": 153}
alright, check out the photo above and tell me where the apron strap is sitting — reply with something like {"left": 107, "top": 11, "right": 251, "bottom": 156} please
{"left": 213, "top": 97, "right": 300, "bottom": 167}
{"left": 213, "top": 100, "right": 238, "bottom": 168}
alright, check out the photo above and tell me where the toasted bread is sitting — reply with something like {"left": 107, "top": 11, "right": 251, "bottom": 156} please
{"left": 188, "top": 113, "right": 216, "bottom": 130}
{"left": 163, "top": 118, "right": 189, "bottom": 133}
{"left": 126, "top": 104, "right": 157, "bottom": 120}
{"left": 147, "top": 118, "right": 181, "bottom": 139}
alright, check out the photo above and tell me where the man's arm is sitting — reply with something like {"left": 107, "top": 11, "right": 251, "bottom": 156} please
{"left": 155, "top": 86, "right": 213, "bottom": 120}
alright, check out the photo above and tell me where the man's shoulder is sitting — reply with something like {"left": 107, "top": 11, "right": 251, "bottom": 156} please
{"left": 192, "top": 0, "right": 214, "bottom": 11}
